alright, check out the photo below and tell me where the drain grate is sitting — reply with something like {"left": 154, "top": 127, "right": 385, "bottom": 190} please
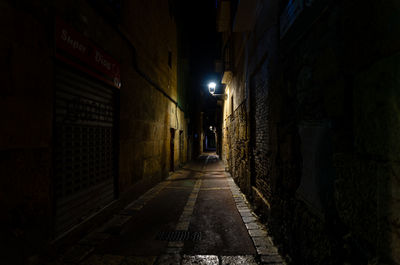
{"left": 156, "top": 231, "right": 202, "bottom": 241}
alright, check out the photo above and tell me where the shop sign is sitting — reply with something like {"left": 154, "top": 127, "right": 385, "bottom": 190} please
{"left": 55, "top": 18, "right": 121, "bottom": 88}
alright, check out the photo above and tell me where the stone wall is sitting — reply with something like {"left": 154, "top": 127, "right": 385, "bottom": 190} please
{"left": 0, "top": 0, "right": 189, "bottom": 261}
{"left": 223, "top": 97, "right": 250, "bottom": 193}
{"left": 220, "top": 0, "right": 400, "bottom": 264}
{"left": 275, "top": 0, "right": 400, "bottom": 263}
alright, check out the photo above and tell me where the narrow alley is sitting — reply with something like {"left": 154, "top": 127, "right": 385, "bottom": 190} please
{"left": 42, "top": 153, "right": 283, "bottom": 265}
{"left": 1, "top": 0, "right": 400, "bottom": 264}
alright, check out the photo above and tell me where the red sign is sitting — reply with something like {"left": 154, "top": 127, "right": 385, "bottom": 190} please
{"left": 55, "top": 18, "right": 121, "bottom": 88}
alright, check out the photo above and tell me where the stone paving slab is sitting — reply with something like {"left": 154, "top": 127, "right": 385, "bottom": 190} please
{"left": 252, "top": 236, "right": 271, "bottom": 247}
{"left": 164, "top": 247, "right": 181, "bottom": 254}
{"left": 78, "top": 231, "right": 111, "bottom": 247}
{"left": 221, "top": 255, "right": 259, "bottom": 265}
{"left": 154, "top": 254, "right": 181, "bottom": 265}
{"left": 260, "top": 254, "right": 285, "bottom": 264}
{"left": 123, "top": 256, "right": 157, "bottom": 265}
{"left": 182, "top": 255, "right": 219, "bottom": 265}
{"left": 61, "top": 245, "right": 94, "bottom": 263}
{"left": 242, "top": 216, "right": 257, "bottom": 223}
{"left": 245, "top": 222, "right": 261, "bottom": 230}
{"left": 79, "top": 254, "right": 103, "bottom": 265}
{"left": 239, "top": 211, "right": 254, "bottom": 217}
{"left": 94, "top": 212, "right": 135, "bottom": 237}
{"left": 257, "top": 246, "right": 276, "bottom": 255}
{"left": 80, "top": 254, "right": 124, "bottom": 265}
{"left": 248, "top": 229, "right": 268, "bottom": 237}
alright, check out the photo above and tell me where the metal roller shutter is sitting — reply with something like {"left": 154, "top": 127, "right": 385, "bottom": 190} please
{"left": 53, "top": 64, "right": 117, "bottom": 236}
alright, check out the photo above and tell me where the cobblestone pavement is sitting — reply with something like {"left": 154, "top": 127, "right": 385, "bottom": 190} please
{"left": 37, "top": 154, "right": 286, "bottom": 265}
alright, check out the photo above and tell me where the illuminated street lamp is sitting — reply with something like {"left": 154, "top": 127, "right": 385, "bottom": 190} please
{"left": 208, "top": 82, "right": 216, "bottom": 94}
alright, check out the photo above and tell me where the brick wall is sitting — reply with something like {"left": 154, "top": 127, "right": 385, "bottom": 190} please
{"left": 251, "top": 61, "right": 273, "bottom": 202}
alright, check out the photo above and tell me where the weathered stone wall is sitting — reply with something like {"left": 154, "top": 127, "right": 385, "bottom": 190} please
{"left": 274, "top": 0, "right": 400, "bottom": 263}
{"left": 221, "top": 30, "right": 252, "bottom": 194}
{"left": 53, "top": 0, "right": 186, "bottom": 202}
{"left": 221, "top": 0, "right": 400, "bottom": 264}
{"left": 0, "top": 0, "right": 188, "bottom": 261}
{"left": 223, "top": 97, "right": 250, "bottom": 193}
{"left": 222, "top": 65, "right": 251, "bottom": 194}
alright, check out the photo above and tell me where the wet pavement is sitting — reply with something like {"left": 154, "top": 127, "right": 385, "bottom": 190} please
{"left": 42, "top": 153, "right": 285, "bottom": 265}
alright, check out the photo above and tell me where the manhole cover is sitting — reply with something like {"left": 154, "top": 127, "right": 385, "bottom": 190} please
{"left": 156, "top": 231, "right": 202, "bottom": 241}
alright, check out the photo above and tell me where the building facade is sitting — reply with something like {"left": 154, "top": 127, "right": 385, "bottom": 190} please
{"left": 217, "top": 0, "right": 400, "bottom": 264}
{"left": 0, "top": 0, "right": 190, "bottom": 261}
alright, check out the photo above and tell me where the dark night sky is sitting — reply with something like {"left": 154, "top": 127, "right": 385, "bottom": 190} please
{"left": 175, "top": 0, "right": 220, "bottom": 124}
{"left": 176, "top": 0, "right": 219, "bottom": 83}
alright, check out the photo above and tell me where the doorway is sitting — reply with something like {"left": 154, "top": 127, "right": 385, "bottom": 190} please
{"left": 179, "top": 130, "right": 184, "bottom": 165}
{"left": 170, "top": 128, "right": 175, "bottom": 171}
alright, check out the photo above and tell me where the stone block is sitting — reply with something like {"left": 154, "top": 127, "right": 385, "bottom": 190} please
{"left": 98, "top": 254, "right": 125, "bottom": 265}
{"left": 155, "top": 254, "right": 181, "bottom": 265}
{"left": 245, "top": 222, "right": 261, "bottom": 230}
{"left": 221, "top": 255, "right": 258, "bottom": 265}
{"left": 249, "top": 228, "right": 268, "bottom": 237}
{"left": 62, "top": 245, "right": 94, "bottom": 263}
{"left": 260, "top": 254, "right": 284, "bottom": 264}
{"left": 125, "top": 256, "right": 157, "bottom": 265}
{"left": 182, "top": 255, "right": 219, "bottom": 265}
{"left": 257, "top": 246, "right": 279, "bottom": 256}
{"left": 242, "top": 216, "right": 257, "bottom": 223}
{"left": 78, "top": 232, "right": 110, "bottom": 246}
{"left": 251, "top": 236, "right": 271, "bottom": 247}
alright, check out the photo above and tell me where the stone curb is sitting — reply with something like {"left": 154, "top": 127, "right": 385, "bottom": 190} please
{"left": 226, "top": 174, "right": 287, "bottom": 265}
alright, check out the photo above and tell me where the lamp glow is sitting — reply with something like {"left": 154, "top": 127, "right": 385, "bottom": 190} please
{"left": 208, "top": 82, "right": 216, "bottom": 94}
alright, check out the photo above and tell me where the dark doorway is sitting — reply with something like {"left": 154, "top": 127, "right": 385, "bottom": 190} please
{"left": 170, "top": 128, "right": 175, "bottom": 171}
{"left": 249, "top": 75, "right": 256, "bottom": 187}
{"left": 179, "top": 130, "right": 184, "bottom": 165}
{"left": 204, "top": 132, "right": 216, "bottom": 151}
